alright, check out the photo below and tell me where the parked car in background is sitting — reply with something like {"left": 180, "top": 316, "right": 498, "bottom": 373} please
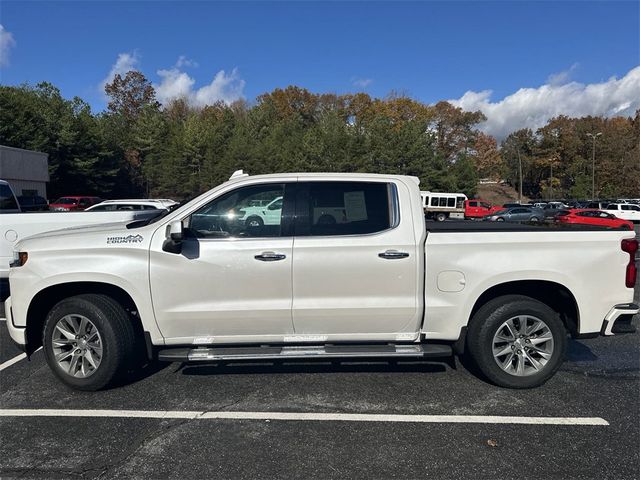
{"left": 586, "top": 201, "right": 609, "bottom": 210}
{"left": 464, "top": 200, "right": 502, "bottom": 219}
{"left": 502, "top": 202, "right": 523, "bottom": 208}
{"left": 555, "top": 209, "right": 634, "bottom": 230}
{"left": 421, "top": 191, "right": 467, "bottom": 221}
{"left": 49, "top": 196, "right": 103, "bottom": 212}
{"left": 17, "top": 195, "right": 48, "bottom": 212}
{"left": 543, "top": 202, "right": 570, "bottom": 219}
{"left": 603, "top": 203, "right": 640, "bottom": 223}
{"left": 86, "top": 199, "right": 179, "bottom": 212}
{"left": 485, "top": 206, "right": 544, "bottom": 223}
{"left": 0, "top": 180, "right": 21, "bottom": 213}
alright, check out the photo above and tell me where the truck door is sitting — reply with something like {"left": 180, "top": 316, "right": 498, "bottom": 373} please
{"left": 149, "top": 182, "right": 295, "bottom": 341}
{"left": 291, "top": 180, "right": 421, "bottom": 339}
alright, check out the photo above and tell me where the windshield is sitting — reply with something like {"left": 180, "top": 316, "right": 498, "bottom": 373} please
{"left": 54, "top": 197, "right": 78, "bottom": 205}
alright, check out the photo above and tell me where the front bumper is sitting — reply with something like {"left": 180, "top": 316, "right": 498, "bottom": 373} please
{"left": 4, "top": 296, "right": 27, "bottom": 349}
{"left": 600, "top": 303, "right": 639, "bottom": 336}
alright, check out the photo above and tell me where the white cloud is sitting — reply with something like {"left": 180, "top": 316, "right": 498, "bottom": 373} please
{"left": 547, "top": 62, "right": 579, "bottom": 85}
{"left": 450, "top": 65, "right": 640, "bottom": 140}
{"left": 352, "top": 77, "right": 373, "bottom": 88}
{"left": 155, "top": 66, "right": 245, "bottom": 107}
{"left": 102, "top": 53, "right": 245, "bottom": 107}
{"left": 0, "top": 25, "right": 16, "bottom": 67}
{"left": 175, "top": 55, "right": 198, "bottom": 68}
{"left": 100, "top": 51, "right": 140, "bottom": 91}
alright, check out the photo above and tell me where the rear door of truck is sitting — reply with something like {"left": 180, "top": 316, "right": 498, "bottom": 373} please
{"left": 290, "top": 178, "right": 423, "bottom": 339}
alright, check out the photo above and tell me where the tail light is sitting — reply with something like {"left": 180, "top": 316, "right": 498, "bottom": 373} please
{"left": 621, "top": 238, "right": 638, "bottom": 288}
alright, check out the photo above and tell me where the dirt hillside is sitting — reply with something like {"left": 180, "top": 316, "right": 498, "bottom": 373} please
{"left": 475, "top": 183, "right": 529, "bottom": 206}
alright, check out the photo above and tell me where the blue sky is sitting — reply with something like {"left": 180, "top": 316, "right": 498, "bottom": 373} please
{"left": 1, "top": 1, "right": 639, "bottom": 137}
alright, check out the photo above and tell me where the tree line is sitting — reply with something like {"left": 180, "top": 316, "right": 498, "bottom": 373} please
{"left": 1, "top": 71, "right": 638, "bottom": 201}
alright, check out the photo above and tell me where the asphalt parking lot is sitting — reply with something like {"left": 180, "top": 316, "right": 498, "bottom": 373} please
{"left": 1, "top": 227, "right": 638, "bottom": 479}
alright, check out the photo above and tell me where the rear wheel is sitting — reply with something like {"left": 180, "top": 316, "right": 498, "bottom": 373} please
{"left": 435, "top": 212, "right": 447, "bottom": 222}
{"left": 496, "top": 217, "right": 505, "bottom": 222}
{"left": 465, "top": 295, "right": 566, "bottom": 388}
{"left": 530, "top": 216, "right": 541, "bottom": 223}
{"left": 43, "top": 294, "right": 137, "bottom": 391}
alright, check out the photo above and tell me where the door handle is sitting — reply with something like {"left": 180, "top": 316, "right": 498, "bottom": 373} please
{"left": 255, "top": 251, "right": 287, "bottom": 262}
{"left": 378, "top": 250, "right": 410, "bottom": 259}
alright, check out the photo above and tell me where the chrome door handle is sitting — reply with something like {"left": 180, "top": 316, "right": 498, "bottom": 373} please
{"left": 378, "top": 250, "right": 410, "bottom": 259}
{"left": 255, "top": 251, "right": 287, "bottom": 262}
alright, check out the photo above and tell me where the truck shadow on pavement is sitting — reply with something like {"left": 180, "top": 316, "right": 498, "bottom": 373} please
{"left": 565, "top": 339, "right": 599, "bottom": 362}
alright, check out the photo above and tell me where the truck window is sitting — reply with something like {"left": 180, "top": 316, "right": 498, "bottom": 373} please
{"left": 447, "top": 198, "right": 455, "bottom": 207}
{"left": 0, "top": 183, "right": 19, "bottom": 211}
{"left": 430, "top": 197, "right": 439, "bottom": 207}
{"left": 439, "top": 198, "right": 447, "bottom": 207}
{"left": 297, "top": 181, "right": 393, "bottom": 236}
{"left": 188, "top": 184, "right": 286, "bottom": 238}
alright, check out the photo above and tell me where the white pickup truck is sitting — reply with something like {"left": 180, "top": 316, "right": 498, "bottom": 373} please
{"left": 4, "top": 172, "right": 638, "bottom": 391}
{"left": 603, "top": 203, "right": 640, "bottom": 223}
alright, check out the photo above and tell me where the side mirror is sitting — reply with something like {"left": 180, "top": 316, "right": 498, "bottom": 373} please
{"left": 162, "top": 220, "right": 183, "bottom": 254}
{"left": 168, "top": 220, "right": 183, "bottom": 241}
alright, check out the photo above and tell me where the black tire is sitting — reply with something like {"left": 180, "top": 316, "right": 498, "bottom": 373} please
{"left": 530, "top": 216, "right": 540, "bottom": 223}
{"left": 496, "top": 217, "right": 505, "bottom": 222}
{"left": 43, "top": 294, "right": 137, "bottom": 391}
{"left": 245, "top": 216, "right": 264, "bottom": 228}
{"left": 465, "top": 294, "right": 567, "bottom": 389}
{"left": 435, "top": 212, "right": 447, "bottom": 222}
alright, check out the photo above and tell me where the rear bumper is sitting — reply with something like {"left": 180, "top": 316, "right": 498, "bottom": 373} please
{"left": 4, "top": 296, "right": 27, "bottom": 349}
{"left": 600, "top": 303, "right": 639, "bottom": 336}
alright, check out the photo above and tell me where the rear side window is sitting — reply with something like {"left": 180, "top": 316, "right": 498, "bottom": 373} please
{"left": 0, "top": 184, "right": 19, "bottom": 211}
{"left": 297, "top": 181, "right": 393, "bottom": 236}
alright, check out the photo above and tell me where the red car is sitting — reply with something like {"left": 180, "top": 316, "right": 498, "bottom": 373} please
{"left": 555, "top": 209, "right": 634, "bottom": 230}
{"left": 49, "top": 196, "right": 103, "bottom": 212}
{"left": 464, "top": 199, "right": 502, "bottom": 219}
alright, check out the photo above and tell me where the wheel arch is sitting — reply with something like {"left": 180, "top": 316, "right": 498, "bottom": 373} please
{"left": 25, "top": 282, "right": 145, "bottom": 356}
{"left": 469, "top": 280, "right": 580, "bottom": 337}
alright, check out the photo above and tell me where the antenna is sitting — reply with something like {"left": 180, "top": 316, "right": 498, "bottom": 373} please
{"left": 229, "top": 169, "right": 249, "bottom": 180}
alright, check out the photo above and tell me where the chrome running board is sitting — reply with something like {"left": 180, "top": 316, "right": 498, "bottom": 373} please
{"left": 157, "top": 343, "right": 452, "bottom": 362}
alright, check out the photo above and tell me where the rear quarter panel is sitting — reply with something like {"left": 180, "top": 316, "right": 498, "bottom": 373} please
{"left": 424, "top": 230, "right": 635, "bottom": 340}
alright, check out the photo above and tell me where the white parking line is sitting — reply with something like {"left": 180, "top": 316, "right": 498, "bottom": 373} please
{"left": 0, "top": 409, "right": 609, "bottom": 425}
{"left": 0, "top": 347, "right": 41, "bottom": 372}
{"left": 0, "top": 353, "right": 27, "bottom": 372}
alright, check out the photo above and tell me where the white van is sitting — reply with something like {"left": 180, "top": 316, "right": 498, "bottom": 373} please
{"left": 421, "top": 191, "right": 467, "bottom": 221}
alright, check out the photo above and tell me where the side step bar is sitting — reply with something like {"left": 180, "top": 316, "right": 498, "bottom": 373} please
{"left": 157, "top": 343, "right": 453, "bottom": 363}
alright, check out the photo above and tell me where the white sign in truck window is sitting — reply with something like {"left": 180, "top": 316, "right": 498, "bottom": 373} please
{"left": 344, "top": 191, "right": 368, "bottom": 222}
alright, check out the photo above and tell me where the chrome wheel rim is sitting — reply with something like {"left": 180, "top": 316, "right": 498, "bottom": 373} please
{"left": 492, "top": 315, "right": 554, "bottom": 377}
{"left": 51, "top": 314, "right": 103, "bottom": 378}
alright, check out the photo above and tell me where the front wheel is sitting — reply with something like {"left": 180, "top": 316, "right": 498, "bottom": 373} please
{"left": 496, "top": 217, "right": 505, "bottom": 222}
{"left": 43, "top": 294, "right": 137, "bottom": 391}
{"left": 465, "top": 295, "right": 567, "bottom": 388}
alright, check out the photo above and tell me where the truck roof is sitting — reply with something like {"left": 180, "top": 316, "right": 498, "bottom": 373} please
{"left": 228, "top": 172, "right": 421, "bottom": 185}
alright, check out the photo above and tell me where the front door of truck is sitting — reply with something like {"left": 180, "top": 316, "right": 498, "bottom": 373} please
{"left": 149, "top": 182, "right": 295, "bottom": 342}
{"left": 291, "top": 180, "right": 421, "bottom": 339}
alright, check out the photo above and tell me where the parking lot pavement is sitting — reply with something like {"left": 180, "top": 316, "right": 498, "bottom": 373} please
{"left": 0, "top": 225, "right": 638, "bottom": 479}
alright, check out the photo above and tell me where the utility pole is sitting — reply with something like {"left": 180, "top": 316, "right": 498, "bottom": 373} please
{"left": 549, "top": 161, "right": 553, "bottom": 200}
{"left": 586, "top": 132, "right": 602, "bottom": 199}
{"left": 517, "top": 147, "right": 523, "bottom": 203}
